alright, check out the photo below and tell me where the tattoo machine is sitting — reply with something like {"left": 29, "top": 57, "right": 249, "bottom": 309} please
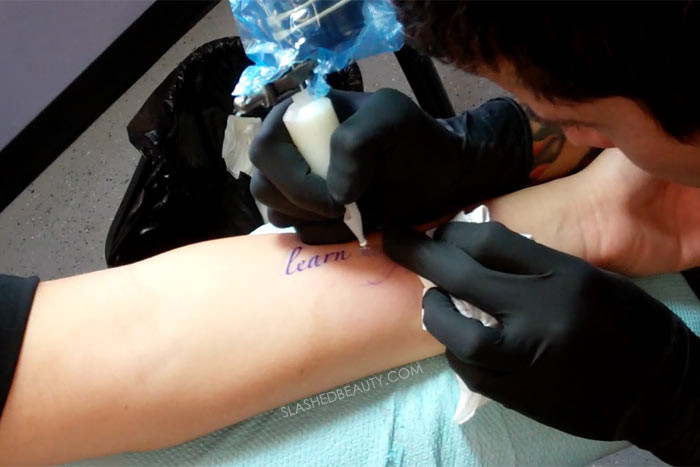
{"left": 229, "top": 0, "right": 404, "bottom": 247}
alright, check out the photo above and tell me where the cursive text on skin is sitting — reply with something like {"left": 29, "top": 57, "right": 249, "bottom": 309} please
{"left": 285, "top": 246, "right": 351, "bottom": 275}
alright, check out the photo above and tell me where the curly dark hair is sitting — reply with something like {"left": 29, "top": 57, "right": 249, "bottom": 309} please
{"left": 393, "top": 0, "right": 700, "bottom": 141}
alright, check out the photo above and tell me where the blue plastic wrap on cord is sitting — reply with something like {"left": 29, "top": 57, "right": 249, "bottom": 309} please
{"left": 230, "top": 0, "right": 404, "bottom": 98}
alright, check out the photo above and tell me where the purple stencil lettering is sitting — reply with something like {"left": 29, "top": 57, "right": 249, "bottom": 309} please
{"left": 285, "top": 246, "right": 303, "bottom": 275}
{"left": 285, "top": 246, "right": 351, "bottom": 275}
{"left": 308, "top": 255, "right": 322, "bottom": 268}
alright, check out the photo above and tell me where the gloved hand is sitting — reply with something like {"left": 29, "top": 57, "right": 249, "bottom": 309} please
{"left": 249, "top": 88, "right": 532, "bottom": 244}
{"left": 384, "top": 222, "right": 700, "bottom": 465}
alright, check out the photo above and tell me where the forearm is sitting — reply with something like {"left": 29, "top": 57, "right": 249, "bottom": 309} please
{"left": 0, "top": 160, "right": 665, "bottom": 465}
{"left": 486, "top": 148, "right": 700, "bottom": 276}
{"left": 0, "top": 234, "right": 442, "bottom": 465}
{"left": 485, "top": 175, "right": 591, "bottom": 261}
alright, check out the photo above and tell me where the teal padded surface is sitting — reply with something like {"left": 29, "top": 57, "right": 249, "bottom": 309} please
{"left": 73, "top": 273, "right": 700, "bottom": 466}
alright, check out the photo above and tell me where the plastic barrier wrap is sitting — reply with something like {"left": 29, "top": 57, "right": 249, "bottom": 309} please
{"left": 230, "top": 0, "right": 402, "bottom": 97}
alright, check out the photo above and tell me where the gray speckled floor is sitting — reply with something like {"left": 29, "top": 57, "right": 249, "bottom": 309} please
{"left": 0, "top": 1, "right": 664, "bottom": 465}
{"left": 0, "top": 1, "right": 237, "bottom": 279}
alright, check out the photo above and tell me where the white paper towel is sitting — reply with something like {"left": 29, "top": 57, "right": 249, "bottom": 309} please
{"left": 221, "top": 115, "right": 269, "bottom": 222}
{"left": 221, "top": 114, "right": 260, "bottom": 179}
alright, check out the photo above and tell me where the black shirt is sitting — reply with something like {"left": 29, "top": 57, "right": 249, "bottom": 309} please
{"left": 0, "top": 274, "right": 39, "bottom": 418}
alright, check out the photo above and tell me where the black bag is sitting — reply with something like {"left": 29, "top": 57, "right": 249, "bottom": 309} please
{"left": 106, "top": 37, "right": 362, "bottom": 267}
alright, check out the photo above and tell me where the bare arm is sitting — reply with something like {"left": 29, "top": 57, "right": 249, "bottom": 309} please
{"left": 0, "top": 175, "right": 590, "bottom": 466}
{"left": 0, "top": 234, "right": 442, "bottom": 465}
{"left": 0, "top": 165, "right": 633, "bottom": 465}
{"left": 4, "top": 148, "right": 696, "bottom": 464}
{"left": 489, "top": 148, "right": 700, "bottom": 275}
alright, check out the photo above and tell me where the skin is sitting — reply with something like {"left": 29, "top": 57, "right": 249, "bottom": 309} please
{"left": 479, "top": 60, "right": 700, "bottom": 186}
{"left": 487, "top": 148, "right": 700, "bottom": 275}
{"left": 477, "top": 61, "right": 700, "bottom": 275}
{"left": 1, "top": 156, "right": 674, "bottom": 464}
{"left": 0, "top": 233, "right": 443, "bottom": 465}
{"left": 3, "top": 58, "right": 700, "bottom": 465}
{"left": 528, "top": 119, "right": 592, "bottom": 183}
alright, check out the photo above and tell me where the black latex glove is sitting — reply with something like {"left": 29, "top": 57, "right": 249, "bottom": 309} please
{"left": 384, "top": 222, "right": 700, "bottom": 465}
{"left": 249, "top": 88, "right": 532, "bottom": 244}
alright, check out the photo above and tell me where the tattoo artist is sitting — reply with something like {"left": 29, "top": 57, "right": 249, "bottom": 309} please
{"left": 248, "top": 2, "right": 700, "bottom": 464}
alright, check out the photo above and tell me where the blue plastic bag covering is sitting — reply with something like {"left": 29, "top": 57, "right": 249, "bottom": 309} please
{"left": 230, "top": 0, "right": 403, "bottom": 97}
